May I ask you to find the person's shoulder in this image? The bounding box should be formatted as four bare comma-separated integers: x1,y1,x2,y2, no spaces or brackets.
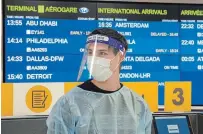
53,94,69,108
63,85,98,105
53,86,81,106
123,86,145,102
49,86,83,117
64,85,86,96
123,86,152,121
123,86,150,111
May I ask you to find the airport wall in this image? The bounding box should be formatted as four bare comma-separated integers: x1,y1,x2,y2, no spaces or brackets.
2,0,203,116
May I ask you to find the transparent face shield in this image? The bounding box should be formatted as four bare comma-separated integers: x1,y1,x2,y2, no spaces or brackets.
77,34,125,81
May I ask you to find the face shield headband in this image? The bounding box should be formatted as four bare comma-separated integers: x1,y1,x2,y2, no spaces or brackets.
86,34,125,55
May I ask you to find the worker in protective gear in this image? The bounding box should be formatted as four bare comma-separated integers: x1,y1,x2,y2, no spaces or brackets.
46,28,152,134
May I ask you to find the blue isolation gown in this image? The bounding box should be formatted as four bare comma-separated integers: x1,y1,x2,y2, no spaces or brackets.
46,86,152,134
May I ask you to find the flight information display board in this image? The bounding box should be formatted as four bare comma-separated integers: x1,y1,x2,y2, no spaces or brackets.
3,0,203,105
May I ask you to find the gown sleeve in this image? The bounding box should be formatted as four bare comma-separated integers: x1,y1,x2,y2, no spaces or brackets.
46,96,76,134
144,107,153,134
